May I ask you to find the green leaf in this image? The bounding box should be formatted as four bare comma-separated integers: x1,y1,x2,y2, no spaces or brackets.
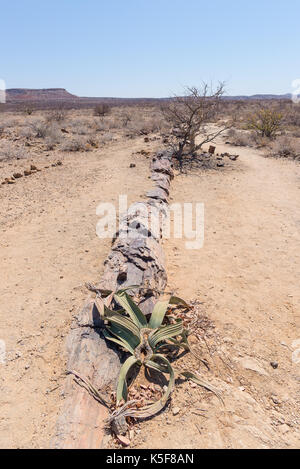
116,355,140,403
102,329,136,355
107,323,140,350
148,320,184,349
169,295,191,309
124,354,174,418
148,300,169,329
114,290,147,329
178,370,223,404
104,309,140,340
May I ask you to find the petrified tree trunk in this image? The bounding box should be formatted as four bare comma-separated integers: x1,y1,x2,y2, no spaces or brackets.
52,150,173,449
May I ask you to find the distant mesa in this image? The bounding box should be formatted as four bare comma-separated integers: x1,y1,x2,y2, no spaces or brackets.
6,88,77,102
2,88,298,111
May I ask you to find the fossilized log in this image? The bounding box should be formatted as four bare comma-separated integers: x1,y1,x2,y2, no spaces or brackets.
52,150,173,449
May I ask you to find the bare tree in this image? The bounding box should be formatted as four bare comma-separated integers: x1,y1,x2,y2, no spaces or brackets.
161,83,232,168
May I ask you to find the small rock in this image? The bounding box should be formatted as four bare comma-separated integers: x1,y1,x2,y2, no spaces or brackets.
30,164,38,171
172,407,180,416
13,173,23,179
129,163,136,168
238,357,269,376
270,361,278,369
116,434,130,446
24,170,32,176
271,395,281,405
279,424,290,434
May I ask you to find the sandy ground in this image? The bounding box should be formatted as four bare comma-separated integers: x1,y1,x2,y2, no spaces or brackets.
0,136,157,448
132,141,300,449
0,134,300,448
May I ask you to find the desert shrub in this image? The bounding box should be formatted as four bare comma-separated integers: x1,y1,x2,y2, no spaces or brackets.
94,103,110,117
86,135,99,147
0,142,28,161
19,126,35,138
161,83,230,168
29,119,49,138
121,112,131,127
268,136,300,159
61,136,90,152
227,128,259,147
247,107,283,138
45,108,67,123
24,107,34,115
93,118,110,132
101,132,114,145
29,118,61,140
69,118,94,135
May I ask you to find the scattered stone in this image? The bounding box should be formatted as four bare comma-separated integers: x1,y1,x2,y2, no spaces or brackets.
129,163,136,168
271,395,281,405
238,357,269,376
279,424,290,434
144,137,149,143
13,173,23,179
30,164,38,171
116,434,130,446
56,160,62,166
172,407,180,416
24,170,32,176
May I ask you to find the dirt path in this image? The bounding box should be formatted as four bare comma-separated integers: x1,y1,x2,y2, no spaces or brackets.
132,142,300,449
0,137,157,448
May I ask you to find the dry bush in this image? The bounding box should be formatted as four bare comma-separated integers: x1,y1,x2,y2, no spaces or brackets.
24,107,34,115
61,136,90,152
29,118,49,138
0,142,28,161
93,118,110,132
28,118,62,141
268,135,300,159
161,83,231,167
45,108,67,123
94,104,111,117
69,117,94,135
247,107,283,138
227,128,260,147
100,133,114,145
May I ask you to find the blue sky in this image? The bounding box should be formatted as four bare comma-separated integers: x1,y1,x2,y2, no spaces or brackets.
1,0,299,97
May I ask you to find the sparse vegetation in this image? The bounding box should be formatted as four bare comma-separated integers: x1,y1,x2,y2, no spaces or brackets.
94,103,111,117
71,288,220,433
61,136,90,152
268,135,300,159
161,83,232,168
246,107,283,138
